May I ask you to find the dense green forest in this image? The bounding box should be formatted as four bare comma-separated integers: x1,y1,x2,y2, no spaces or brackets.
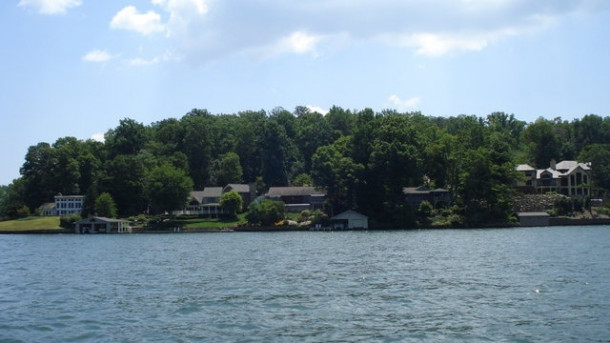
1,107,609,226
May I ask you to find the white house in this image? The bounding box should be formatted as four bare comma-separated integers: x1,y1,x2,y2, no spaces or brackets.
330,210,369,229
54,194,84,215
39,194,84,216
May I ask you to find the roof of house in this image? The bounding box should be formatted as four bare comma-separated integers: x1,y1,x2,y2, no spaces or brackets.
537,168,562,179
266,186,326,197
223,184,251,193
189,191,206,204
202,187,223,198
516,164,536,171
403,186,450,194
54,194,84,199
518,160,591,179
76,216,129,224
39,202,56,210
516,212,550,217
331,210,368,220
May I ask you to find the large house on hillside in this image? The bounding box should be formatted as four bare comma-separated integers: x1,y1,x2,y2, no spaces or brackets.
515,160,591,196
265,186,326,212
39,194,84,216
175,184,256,217
403,186,452,209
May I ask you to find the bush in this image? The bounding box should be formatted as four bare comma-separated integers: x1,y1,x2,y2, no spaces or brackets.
246,199,285,226
16,205,31,219
60,214,81,229
220,190,243,218
416,201,434,226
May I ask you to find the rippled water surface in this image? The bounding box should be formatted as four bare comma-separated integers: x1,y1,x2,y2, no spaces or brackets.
1,226,610,342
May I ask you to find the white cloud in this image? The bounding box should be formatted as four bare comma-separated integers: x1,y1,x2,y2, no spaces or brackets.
306,105,329,115
102,1,608,64
82,50,116,63
241,31,325,61
18,0,81,15
388,95,421,110
153,0,209,16
287,31,320,54
128,57,158,67
386,32,489,57
90,133,105,143
127,51,174,66
269,31,321,56
152,0,209,37
110,6,165,35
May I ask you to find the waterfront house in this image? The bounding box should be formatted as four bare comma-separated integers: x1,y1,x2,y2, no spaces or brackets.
266,186,326,212
330,210,369,229
223,183,256,207
39,193,84,216
38,202,56,216
403,186,451,209
75,216,131,234
515,160,591,196
179,187,225,217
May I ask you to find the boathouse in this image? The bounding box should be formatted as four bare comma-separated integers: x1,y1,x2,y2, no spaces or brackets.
330,210,369,229
75,217,131,234
517,212,550,227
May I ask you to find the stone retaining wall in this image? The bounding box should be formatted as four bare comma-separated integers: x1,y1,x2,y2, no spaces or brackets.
513,194,567,213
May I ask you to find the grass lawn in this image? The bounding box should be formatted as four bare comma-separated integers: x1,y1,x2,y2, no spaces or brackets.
169,213,248,230
0,216,62,231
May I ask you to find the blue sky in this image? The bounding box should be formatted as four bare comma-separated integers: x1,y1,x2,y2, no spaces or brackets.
1,0,609,185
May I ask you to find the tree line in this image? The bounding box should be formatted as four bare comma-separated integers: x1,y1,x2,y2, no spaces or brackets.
1,106,609,226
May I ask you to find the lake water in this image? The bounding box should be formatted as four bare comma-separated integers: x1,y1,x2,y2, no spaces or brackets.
1,226,609,342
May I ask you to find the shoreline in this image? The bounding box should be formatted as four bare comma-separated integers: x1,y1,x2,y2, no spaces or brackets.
2,217,609,234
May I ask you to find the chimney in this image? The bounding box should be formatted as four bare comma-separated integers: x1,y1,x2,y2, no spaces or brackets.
550,159,557,170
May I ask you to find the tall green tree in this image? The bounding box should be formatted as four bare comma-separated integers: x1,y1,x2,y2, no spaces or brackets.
234,110,266,182
325,105,354,138
180,111,214,188
311,140,363,213
146,164,194,215
105,118,149,157
20,142,58,210
579,144,610,196
0,186,7,219
0,178,28,219
102,154,149,216
220,190,243,218
210,152,243,186
295,111,334,173
94,192,118,218
458,134,516,225
261,120,290,186
523,118,560,168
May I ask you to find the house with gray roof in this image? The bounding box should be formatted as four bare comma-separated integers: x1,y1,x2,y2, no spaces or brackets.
403,186,452,209
176,184,256,217
223,183,256,207
515,159,591,196
178,187,225,217
266,186,326,212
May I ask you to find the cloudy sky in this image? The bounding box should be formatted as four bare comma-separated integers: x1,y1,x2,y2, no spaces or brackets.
1,0,609,185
